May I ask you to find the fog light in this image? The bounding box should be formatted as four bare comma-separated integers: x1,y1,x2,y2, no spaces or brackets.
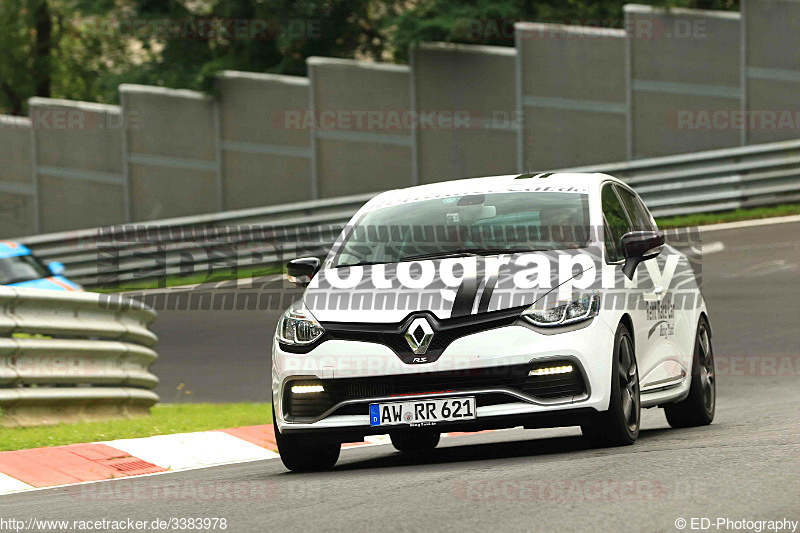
291,384,324,394
529,365,574,376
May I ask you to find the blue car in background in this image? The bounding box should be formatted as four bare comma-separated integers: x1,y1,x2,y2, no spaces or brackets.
0,241,81,291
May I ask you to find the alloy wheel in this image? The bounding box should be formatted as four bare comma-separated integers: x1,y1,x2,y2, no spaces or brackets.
618,334,640,433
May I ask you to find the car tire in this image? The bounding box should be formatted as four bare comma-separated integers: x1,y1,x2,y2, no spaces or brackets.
581,323,640,447
390,431,440,453
272,411,340,472
664,318,715,428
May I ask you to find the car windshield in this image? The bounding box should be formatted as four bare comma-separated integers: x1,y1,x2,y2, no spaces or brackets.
332,191,591,267
0,254,51,285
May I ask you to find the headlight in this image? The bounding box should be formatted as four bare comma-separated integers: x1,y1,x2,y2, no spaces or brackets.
521,291,600,327
277,301,325,346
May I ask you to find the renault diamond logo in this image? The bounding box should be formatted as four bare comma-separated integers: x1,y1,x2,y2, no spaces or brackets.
405,317,434,355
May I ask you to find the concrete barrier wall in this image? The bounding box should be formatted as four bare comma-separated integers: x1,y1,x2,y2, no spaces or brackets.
0,116,36,237
28,98,126,233
743,0,800,145
515,23,628,170
121,84,220,221
217,71,312,209
626,4,742,158
412,43,519,183
3,3,800,239
309,57,413,197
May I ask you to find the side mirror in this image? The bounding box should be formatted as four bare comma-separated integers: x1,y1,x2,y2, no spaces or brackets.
286,257,321,287
48,261,66,276
620,231,665,280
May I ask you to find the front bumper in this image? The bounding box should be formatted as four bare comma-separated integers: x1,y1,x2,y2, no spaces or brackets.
272,317,616,438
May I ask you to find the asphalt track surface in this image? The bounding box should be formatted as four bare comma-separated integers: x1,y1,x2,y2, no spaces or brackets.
3,221,799,531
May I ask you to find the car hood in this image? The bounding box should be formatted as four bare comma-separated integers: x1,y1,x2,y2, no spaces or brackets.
304,250,597,323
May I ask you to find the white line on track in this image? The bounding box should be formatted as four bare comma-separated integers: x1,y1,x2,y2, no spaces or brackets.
0,473,34,494
697,214,800,233
688,241,725,255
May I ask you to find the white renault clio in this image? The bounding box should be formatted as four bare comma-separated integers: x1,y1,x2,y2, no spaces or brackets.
272,173,715,471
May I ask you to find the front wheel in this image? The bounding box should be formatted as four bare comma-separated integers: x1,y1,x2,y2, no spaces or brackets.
273,411,340,472
664,318,715,428
581,323,640,447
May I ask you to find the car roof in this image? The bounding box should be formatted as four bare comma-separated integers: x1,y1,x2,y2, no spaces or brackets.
366,172,620,208
0,240,32,259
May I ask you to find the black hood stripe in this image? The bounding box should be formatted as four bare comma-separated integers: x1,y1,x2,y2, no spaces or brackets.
477,269,499,314
451,270,479,317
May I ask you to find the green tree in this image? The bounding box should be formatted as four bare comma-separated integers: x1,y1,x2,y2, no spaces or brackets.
116,0,397,91
0,0,134,114
387,0,739,62
0,0,40,114
0,0,740,114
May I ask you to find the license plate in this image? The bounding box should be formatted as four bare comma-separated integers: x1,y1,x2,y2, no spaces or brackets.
369,397,476,427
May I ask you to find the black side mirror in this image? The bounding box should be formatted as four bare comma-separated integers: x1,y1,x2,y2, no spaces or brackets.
286,257,321,287
620,231,665,280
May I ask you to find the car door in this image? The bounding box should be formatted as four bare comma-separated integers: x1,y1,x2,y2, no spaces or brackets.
614,184,684,391
600,183,652,367
601,183,665,382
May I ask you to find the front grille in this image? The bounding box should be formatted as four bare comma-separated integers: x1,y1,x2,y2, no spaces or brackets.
321,307,524,364
283,360,586,420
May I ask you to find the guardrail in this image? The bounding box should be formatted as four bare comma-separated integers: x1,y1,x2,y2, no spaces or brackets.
14,138,800,287
0,287,159,426
562,138,800,217
18,193,375,287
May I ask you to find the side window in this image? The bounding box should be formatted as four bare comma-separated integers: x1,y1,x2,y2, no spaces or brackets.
603,218,621,263
616,185,656,231
601,184,631,263
635,195,658,231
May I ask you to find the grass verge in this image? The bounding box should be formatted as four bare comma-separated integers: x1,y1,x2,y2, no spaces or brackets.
0,403,272,452
656,202,800,228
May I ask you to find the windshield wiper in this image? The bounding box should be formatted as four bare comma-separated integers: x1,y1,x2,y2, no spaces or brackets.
334,260,393,268
334,248,546,268
398,248,544,262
